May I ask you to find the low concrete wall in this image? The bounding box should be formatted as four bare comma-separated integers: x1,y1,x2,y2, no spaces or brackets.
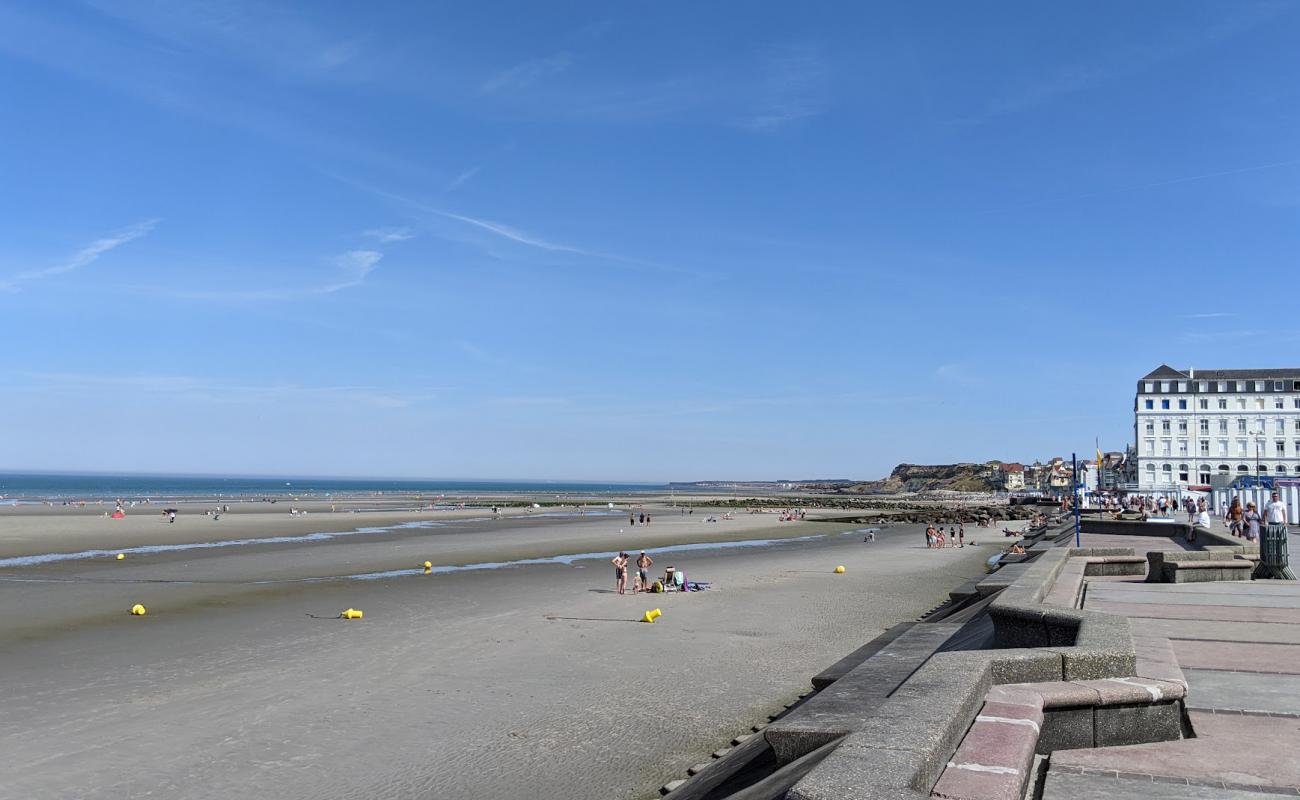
777,529,1140,799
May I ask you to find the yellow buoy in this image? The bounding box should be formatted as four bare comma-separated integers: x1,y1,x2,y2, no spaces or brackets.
423,561,432,569
341,608,364,620
834,565,846,574
650,608,663,620
116,553,125,560
641,610,657,623
130,603,147,616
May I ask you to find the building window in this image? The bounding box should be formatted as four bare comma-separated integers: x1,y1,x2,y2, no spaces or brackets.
1199,419,1209,434
1163,421,1172,434
1295,440,1300,455
1178,465,1189,482
1238,465,1250,473
1178,381,1188,392
1179,399,1188,410
1145,399,1154,410
1219,399,1228,409
1162,399,1171,410
1144,382,1154,393
1238,399,1247,409
1218,440,1228,456
1178,440,1188,456
1162,441,1172,456
1278,441,1287,456
1162,381,1172,392
1237,381,1247,392
1277,398,1285,409
1218,464,1231,474
1219,381,1228,392
1200,440,1209,455
1256,381,1266,391
1199,381,1209,392
1261,465,1270,474
1145,439,1155,456
1278,420,1286,435
1238,439,1248,456
1145,422,1155,435
1275,381,1285,391
1294,398,1300,409
1199,399,1208,410
1219,420,1228,434
1239,419,1248,433
1280,466,1290,475
1257,399,1266,410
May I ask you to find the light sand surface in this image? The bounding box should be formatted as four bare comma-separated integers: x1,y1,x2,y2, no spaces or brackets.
0,508,994,799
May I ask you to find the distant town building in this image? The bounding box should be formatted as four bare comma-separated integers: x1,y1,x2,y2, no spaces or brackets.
1135,364,1300,490
999,462,1026,491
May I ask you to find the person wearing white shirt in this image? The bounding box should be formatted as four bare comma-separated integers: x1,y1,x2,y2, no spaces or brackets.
1265,492,1289,527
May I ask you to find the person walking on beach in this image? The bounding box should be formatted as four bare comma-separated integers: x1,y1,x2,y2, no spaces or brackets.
636,551,653,592
612,552,629,595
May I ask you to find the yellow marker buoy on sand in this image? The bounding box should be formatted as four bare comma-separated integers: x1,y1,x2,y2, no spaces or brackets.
651,608,662,619
130,603,147,616
340,608,364,620
423,561,432,572
834,565,846,574
641,610,657,623
116,553,125,560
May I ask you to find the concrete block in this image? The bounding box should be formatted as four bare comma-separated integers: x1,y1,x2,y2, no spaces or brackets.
1094,700,1183,747
786,737,930,800
1037,706,1094,753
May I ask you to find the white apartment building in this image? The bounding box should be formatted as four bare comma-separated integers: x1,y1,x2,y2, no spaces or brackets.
1135,365,1300,490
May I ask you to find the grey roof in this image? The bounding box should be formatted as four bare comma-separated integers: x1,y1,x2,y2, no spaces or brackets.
1142,365,1300,380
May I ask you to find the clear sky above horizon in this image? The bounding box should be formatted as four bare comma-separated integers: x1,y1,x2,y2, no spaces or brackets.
2,1,1299,482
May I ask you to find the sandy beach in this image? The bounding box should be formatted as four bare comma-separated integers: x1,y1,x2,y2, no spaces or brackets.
0,503,998,799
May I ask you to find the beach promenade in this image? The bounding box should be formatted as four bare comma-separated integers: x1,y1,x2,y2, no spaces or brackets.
656,515,1300,799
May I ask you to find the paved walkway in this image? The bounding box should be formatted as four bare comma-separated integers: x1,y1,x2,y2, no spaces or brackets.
1041,539,1300,797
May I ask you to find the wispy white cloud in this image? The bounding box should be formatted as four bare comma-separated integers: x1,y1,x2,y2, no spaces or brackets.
363,227,415,243
446,165,481,192
1182,311,1237,319
482,52,574,93
0,219,159,292
153,248,383,301
318,250,382,293
431,210,589,255
741,43,829,130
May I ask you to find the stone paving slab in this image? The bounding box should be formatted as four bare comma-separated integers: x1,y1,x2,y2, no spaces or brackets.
1084,588,1300,609
1088,601,1300,625
1172,640,1300,675
1133,617,1300,645
1044,770,1294,799
1098,582,1300,597
1184,669,1300,716
1077,533,1193,553
1048,711,1300,794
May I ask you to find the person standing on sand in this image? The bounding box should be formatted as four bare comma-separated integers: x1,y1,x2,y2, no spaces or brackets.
958,526,965,548
636,551,653,591
612,552,629,595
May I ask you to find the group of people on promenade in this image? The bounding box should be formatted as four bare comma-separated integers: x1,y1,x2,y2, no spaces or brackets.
1223,491,1290,542
925,523,966,549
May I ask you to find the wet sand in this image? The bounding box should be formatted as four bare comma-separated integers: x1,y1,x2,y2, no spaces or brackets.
0,505,996,799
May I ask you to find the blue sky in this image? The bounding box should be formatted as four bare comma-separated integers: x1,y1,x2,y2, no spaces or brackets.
2,1,1298,481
